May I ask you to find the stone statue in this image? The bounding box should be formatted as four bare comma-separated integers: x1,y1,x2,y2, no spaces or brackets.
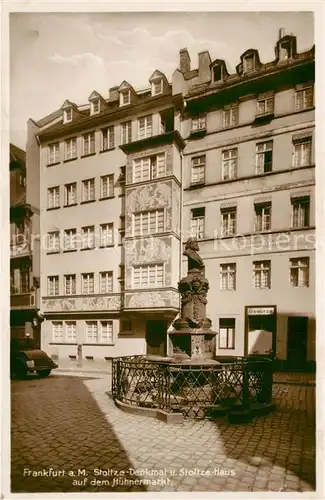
183,238,204,272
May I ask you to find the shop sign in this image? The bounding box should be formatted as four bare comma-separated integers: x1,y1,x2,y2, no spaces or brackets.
247,307,275,316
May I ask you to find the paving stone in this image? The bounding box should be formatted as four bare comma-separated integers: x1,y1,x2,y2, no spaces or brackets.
10,373,316,493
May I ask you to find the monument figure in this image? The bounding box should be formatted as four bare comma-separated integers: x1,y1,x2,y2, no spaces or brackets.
183,238,204,272
169,238,218,363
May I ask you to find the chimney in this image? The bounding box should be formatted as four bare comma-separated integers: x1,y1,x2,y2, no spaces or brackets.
179,48,191,73
108,86,119,101
198,51,212,83
279,28,285,40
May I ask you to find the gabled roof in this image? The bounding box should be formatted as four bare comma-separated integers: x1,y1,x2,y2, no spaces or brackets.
10,144,25,165
149,70,167,82
88,90,105,102
61,99,78,110
118,80,135,93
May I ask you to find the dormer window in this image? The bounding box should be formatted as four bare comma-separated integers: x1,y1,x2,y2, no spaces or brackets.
152,79,163,96
91,99,100,115
279,40,293,61
212,65,222,82
243,54,255,73
63,107,72,124
120,89,131,106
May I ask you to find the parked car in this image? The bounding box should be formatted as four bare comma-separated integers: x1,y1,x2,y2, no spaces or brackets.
10,337,58,378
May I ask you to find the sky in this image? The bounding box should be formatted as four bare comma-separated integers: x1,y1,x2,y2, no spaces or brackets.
10,11,314,150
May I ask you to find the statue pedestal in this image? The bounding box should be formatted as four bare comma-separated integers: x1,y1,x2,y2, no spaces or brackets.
167,239,219,365
169,328,218,365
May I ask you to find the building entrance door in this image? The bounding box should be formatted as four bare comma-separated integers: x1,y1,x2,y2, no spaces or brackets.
287,316,308,368
245,306,276,356
146,320,167,357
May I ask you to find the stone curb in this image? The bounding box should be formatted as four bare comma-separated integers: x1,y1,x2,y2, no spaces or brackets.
54,368,110,374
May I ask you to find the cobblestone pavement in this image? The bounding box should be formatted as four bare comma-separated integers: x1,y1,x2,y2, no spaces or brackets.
11,373,316,493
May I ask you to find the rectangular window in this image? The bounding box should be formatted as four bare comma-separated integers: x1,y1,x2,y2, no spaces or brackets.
256,96,274,116
280,41,293,60
64,137,77,160
48,186,60,209
48,142,60,165
65,321,77,342
133,264,164,288
91,99,100,115
100,175,114,199
220,264,236,291
64,274,76,295
64,108,72,123
48,231,60,253
191,115,206,132
81,273,94,294
293,137,312,167
244,54,255,72
100,223,114,247
99,321,113,343
101,126,115,150
222,149,237,180
253,260,271,289
138,115,153,140
82,132,95,155
64,228,77,251
133,153,165,183
152,79,163,96
120,90,130,106
64,183,77,206
256,141,273,174
20,268,30,293
99,271,113,293
219,318,235,349
221,208,236,237
291,197,310,228
47,275,59,296
133,209,164,236
151,153,166,179
254,203,272,232
191,207,205,240
290,257,309,287
52,321,64,342
295,86,313,111
81,226,95,250
121,121,132,144
19,174,26,187
223,106,238,128
191,155,206,184
86,321,98,342
213,65,222,82
82,178,95,202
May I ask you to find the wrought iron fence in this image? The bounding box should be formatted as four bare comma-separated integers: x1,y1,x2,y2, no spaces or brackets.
112,355,273,419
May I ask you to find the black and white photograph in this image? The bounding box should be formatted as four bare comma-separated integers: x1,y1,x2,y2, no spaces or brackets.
2,4,322,497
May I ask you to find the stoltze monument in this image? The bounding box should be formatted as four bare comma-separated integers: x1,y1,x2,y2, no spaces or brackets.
169,238,218,364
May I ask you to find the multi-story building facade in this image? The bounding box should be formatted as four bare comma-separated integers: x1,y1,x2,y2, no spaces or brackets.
174,31,315,370
28,30,315,369
30,74,184,365
10,144,41,346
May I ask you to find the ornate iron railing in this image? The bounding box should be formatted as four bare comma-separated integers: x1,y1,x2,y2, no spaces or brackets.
112,356,273,419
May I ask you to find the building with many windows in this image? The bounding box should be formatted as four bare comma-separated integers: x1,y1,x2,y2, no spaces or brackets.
175,30,315,369
10,144,41,345
28,30,315,369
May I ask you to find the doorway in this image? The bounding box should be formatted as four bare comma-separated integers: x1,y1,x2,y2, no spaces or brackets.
287,316,308,367
146,320,167,357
